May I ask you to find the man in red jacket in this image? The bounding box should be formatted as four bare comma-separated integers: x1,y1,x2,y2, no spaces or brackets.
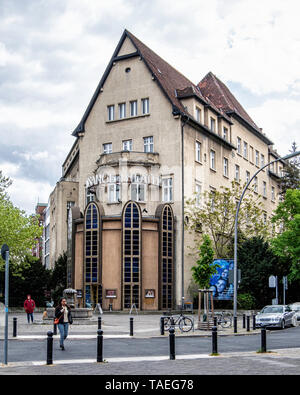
24,295,36,323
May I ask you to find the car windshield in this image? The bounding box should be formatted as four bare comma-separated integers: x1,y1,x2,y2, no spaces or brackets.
289,305,300,311
261,306,283,314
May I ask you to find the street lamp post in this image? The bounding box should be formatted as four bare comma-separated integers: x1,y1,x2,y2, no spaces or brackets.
233,150,300,326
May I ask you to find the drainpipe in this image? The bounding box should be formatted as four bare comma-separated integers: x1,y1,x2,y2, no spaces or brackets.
181,114,189,309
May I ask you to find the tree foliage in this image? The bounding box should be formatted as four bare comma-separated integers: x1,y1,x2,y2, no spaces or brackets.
185,181,270,257
191,235,218,289
271,189,300,280
279,142,300,197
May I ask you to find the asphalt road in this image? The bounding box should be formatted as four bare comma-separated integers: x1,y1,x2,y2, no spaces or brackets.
1,326,300,364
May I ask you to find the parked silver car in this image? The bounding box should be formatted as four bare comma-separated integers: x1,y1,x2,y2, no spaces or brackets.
255,305,295,329
288,302,300,326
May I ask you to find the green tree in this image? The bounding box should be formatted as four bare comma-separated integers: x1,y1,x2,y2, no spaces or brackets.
0,170,42,266
237,236,284,307
279,142,300,197
185,181,270,257
191,235,217,289
271,189,300,280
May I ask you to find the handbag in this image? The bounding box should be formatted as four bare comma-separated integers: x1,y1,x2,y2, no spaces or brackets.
54,311,63,325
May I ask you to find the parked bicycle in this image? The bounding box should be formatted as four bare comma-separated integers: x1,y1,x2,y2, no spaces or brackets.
164,312,194,332
214,311,232,328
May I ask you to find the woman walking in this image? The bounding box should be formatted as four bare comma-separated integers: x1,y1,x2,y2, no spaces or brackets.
54,298,73,350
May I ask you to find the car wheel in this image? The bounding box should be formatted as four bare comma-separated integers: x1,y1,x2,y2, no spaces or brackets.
281,319,285,329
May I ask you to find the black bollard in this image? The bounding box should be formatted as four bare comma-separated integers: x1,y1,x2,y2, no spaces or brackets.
261,327,267,353
53,323,57,335
130,317,134,336
253,314,256,330
246,315,250,332
47,331,53,365
13,317,17,337
212,326,218,354
213,316,217,327
169,327,175,360
242,314,246,329
97,330,103,363
98,316,102,330
234,316,237,333
160,317,165,335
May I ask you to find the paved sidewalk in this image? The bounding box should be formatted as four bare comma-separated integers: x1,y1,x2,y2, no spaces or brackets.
0,311,264,339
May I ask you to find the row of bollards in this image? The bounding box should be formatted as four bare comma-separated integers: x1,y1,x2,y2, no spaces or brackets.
242,314,256,331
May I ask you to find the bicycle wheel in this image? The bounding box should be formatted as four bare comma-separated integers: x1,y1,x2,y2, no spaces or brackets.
179,317,193,332
220,314,232,328
164,317,172,330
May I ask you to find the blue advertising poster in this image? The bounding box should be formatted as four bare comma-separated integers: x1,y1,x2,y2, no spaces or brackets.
209,259,234,300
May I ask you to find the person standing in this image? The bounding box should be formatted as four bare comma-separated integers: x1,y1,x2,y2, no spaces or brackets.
55,298,73,350
24,295,35,323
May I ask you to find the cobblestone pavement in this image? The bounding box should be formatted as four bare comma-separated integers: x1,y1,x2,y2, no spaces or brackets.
1,312,300,375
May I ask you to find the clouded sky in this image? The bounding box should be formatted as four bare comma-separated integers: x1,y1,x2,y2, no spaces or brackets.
1,0,299,214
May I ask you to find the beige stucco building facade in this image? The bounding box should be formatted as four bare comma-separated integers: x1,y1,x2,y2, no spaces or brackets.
46,30,284,310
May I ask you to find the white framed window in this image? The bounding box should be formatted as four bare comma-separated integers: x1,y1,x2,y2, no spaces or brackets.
223,157,229,177
195,107,201,123
130,100,137,117
237,137,241,154
235,164,240,182
108,177,121,203
103,143,112,154
249,146,254,163
162,177,173,202
223,127,228,140
131,175,146,202
195,141,201,162
123,139,132,151
261,154,265,168
254,176,258,193
210,117,216,132
119,102,126,119
142,98,149,114
86,187,95,205
195,183,202,206
210,150,216,170
271,186,275,201
107,105,115,121
255,150,259,166
243,142,248,159
144,136,154,153
263,181,267,197
246,171,250,184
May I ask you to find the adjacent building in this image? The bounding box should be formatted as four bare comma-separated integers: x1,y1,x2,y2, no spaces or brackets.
45,30,284,310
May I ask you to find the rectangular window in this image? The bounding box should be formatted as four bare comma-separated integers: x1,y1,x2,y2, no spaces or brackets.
223,157,229,177
235,165,240,182
263,181,267,197
246,171,250,184
123,139,132,151
144,136,153,153
131,175,145,202
130,100,137,117
107,105,115,121
195,107,201,123
108,177,121,203
254,176,258,193
271,186,275,201
210,117,216,133
142,98,149,114
243,142,248,159
210,150,216,170
195,141,201,162
255,150,259,166
103,143,112,154
237,137,241,154
119,102,126,119
162,177,173,202
223,127,228,140
261,154,265,168
249,146,254,163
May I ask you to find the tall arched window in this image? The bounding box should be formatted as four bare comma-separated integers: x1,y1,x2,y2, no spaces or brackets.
122,201,141,309
160,204,174,310
84,202,102,307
